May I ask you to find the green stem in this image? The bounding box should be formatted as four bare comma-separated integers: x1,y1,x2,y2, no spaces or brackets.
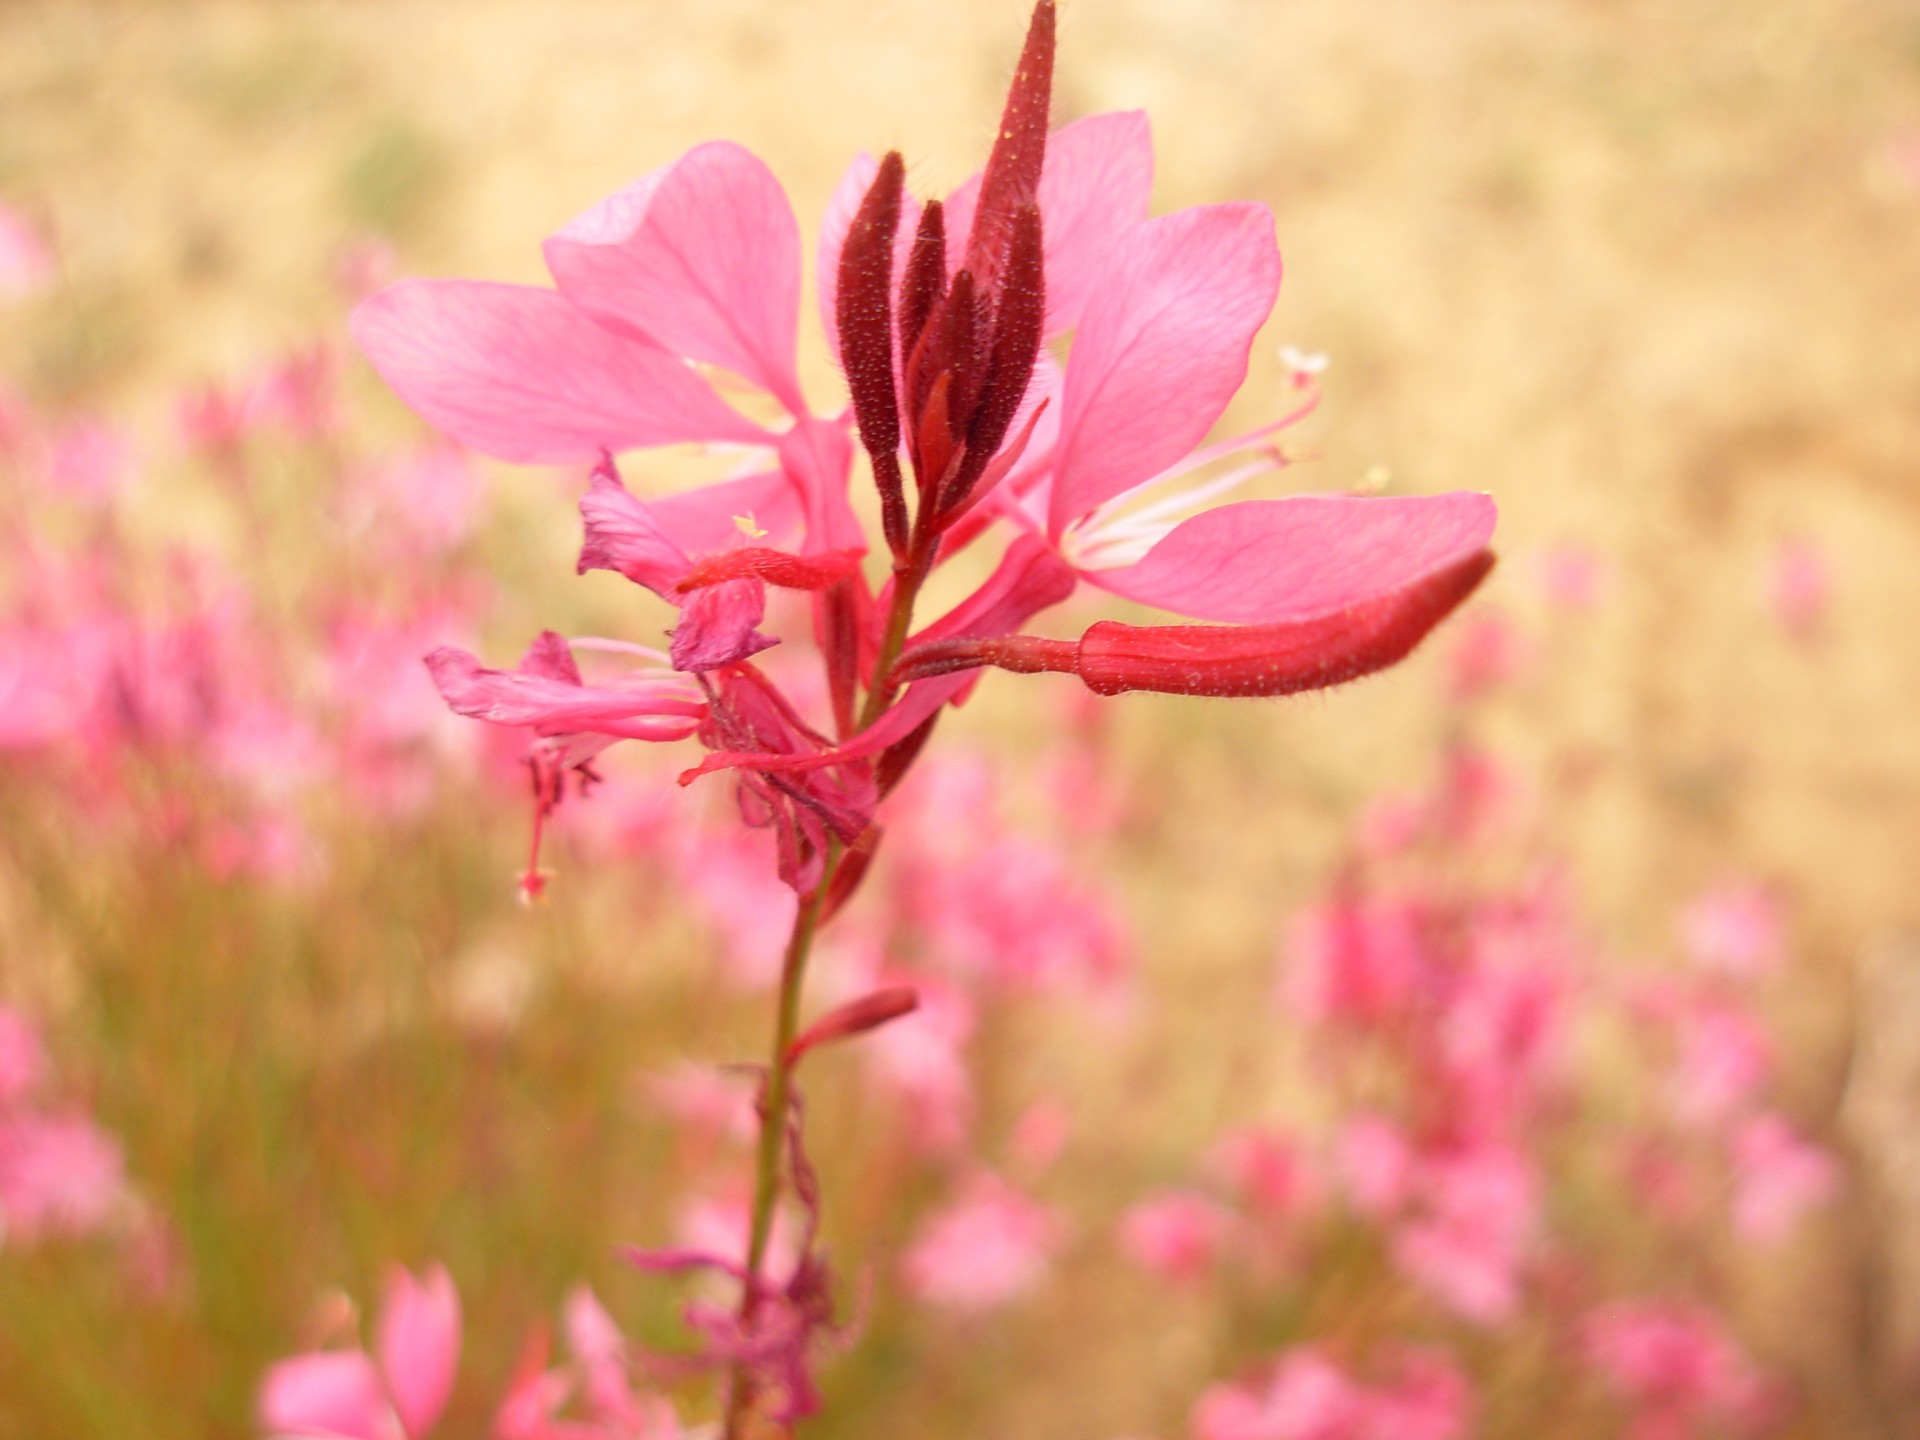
721,844,838,1440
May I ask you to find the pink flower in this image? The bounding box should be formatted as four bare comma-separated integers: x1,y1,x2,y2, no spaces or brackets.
259,1264,461,1440
1534,544,1603,610
1205,1128,1321,1226
494,1287,682,1440
1334,1116,1414,1221
1665,1001,1774,1129
1767,537,1828,641
1729,1114,1839,1244
1388,1143,1538,1326
0,1112,126,1242
1678,882,1784,980
1117,1189,1235,1285
0,202,53,300
900,1173,1060,1314
0,1006,46,1108
1583,1301,1777,1439
1192,1348,1470,1440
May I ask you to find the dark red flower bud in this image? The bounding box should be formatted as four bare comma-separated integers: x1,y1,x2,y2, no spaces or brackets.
836,151,909,556
891,550,1496,698
964,0,1055,301
785,987,920,1065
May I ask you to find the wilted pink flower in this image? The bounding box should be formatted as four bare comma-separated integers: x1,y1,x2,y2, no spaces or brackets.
1118,1189,1235,1285
259,1263,461,1440
1678,882,1784,980
1729,1113,1839,1244
0,202,53,300
901,1173,1060,1314
1583,1301,1777,1439
1767,537,1829,641
0,1111,126,1242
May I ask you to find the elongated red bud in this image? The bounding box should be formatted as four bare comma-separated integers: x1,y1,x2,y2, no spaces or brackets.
943,201,1045,516
891,551,1496,697
966,0,1055,301
907,270,987,461
837,151,909,556
786,986,920,1065
898,200,947,376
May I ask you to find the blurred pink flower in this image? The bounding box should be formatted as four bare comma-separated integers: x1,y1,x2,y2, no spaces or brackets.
1389,1143,1538,1326
495,1287,683,1440
1334,1116,1414,1221
901,1173,1060,1314
1535,544,1603,610
1767,538,1829,641
1445,612,1521,702
1729,1114,1839,1244
46,421,133,503
0,1111,126,1242
1007,1097,1074,1176
1117,1189,1234,1285
1678,882,1784,980
0,1007,46,1108
1583,1301,1777,1440
1666,1001,1774,1129
1192,1347,1470,1440
0,202,53,300
1206,1127,1322,1226
259,1264,461,1440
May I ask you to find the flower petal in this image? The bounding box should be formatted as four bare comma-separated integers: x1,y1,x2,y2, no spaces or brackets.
670,579,779,673
352,281,768,462
1047,204,1280,534
258,1352,393,1440
545,142,808,417
376,1264,460,1439
1088,493,1498,624
425,647,703,741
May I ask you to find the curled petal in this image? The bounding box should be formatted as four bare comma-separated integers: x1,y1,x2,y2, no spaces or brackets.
670,579,779,673
1048,204,1280,534
1088,493,1498,624
787,987,920,1064
676,547,865,595
545,142,808,417
351,281,768,463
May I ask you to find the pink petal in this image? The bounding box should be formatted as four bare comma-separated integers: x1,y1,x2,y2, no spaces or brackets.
351,280,768,463
1047,204,1280,534
259,1352,393,1440
1089,492,1498,623
376,1264,460,1438
580,465,810,597
545,142,807,417
425,647,703,741
946,112,1156,339
777,418,865,556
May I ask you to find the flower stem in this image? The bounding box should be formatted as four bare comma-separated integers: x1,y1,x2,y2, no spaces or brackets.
723,843,839,1440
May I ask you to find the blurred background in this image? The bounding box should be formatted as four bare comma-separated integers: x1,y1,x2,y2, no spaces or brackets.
2,0,1919,1435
